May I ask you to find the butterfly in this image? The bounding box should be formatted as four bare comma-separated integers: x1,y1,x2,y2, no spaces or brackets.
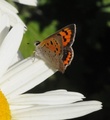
34,24,76,73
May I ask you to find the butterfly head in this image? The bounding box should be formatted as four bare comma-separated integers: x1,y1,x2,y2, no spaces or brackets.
34,41,41,46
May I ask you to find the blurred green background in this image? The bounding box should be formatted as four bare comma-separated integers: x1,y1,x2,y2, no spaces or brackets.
14,0,110,120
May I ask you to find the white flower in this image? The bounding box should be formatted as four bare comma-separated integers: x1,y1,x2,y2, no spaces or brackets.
0,14,102,120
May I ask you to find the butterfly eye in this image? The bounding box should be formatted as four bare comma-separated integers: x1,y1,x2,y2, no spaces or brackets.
34,41,40,46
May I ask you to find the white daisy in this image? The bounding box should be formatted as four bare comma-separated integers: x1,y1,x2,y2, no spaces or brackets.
0,56,102,119
0,14,102,120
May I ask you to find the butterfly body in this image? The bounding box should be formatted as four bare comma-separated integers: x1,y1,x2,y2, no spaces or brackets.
34,24,76,73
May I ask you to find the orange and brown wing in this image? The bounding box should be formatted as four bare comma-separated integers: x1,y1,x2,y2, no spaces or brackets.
58,24,76,47
35,24,76,73
57,24,76,72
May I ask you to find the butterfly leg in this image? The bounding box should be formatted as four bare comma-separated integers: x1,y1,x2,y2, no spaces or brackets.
30,51,36,62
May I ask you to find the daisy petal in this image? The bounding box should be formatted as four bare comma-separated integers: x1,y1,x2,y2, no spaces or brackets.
13,0,37,6
0,14,10,44
0,0,18,13
0,0,26,28
0,24,24,78
11,101,102,120
0,57,56,98
10,51,23,67
8,90,85,105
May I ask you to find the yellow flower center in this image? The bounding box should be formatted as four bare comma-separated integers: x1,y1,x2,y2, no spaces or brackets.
0,91,11,120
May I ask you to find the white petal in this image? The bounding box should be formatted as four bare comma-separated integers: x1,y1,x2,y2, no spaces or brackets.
0,24,24,78
10,51,23,66
13,0,37,6
0,0,18,13
8,90,85,105
0,14,10,44
0,2,26,28
5,10,26,28
11,101,102,120
10,104,32,111
0,57,56,98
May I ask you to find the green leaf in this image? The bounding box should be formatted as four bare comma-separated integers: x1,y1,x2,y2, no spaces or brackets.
102,6,110,13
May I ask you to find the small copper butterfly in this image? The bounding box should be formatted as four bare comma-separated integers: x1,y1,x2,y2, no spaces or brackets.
34,24,76,73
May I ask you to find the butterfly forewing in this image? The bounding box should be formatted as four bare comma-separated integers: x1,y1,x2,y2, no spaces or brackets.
35,35,64,71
